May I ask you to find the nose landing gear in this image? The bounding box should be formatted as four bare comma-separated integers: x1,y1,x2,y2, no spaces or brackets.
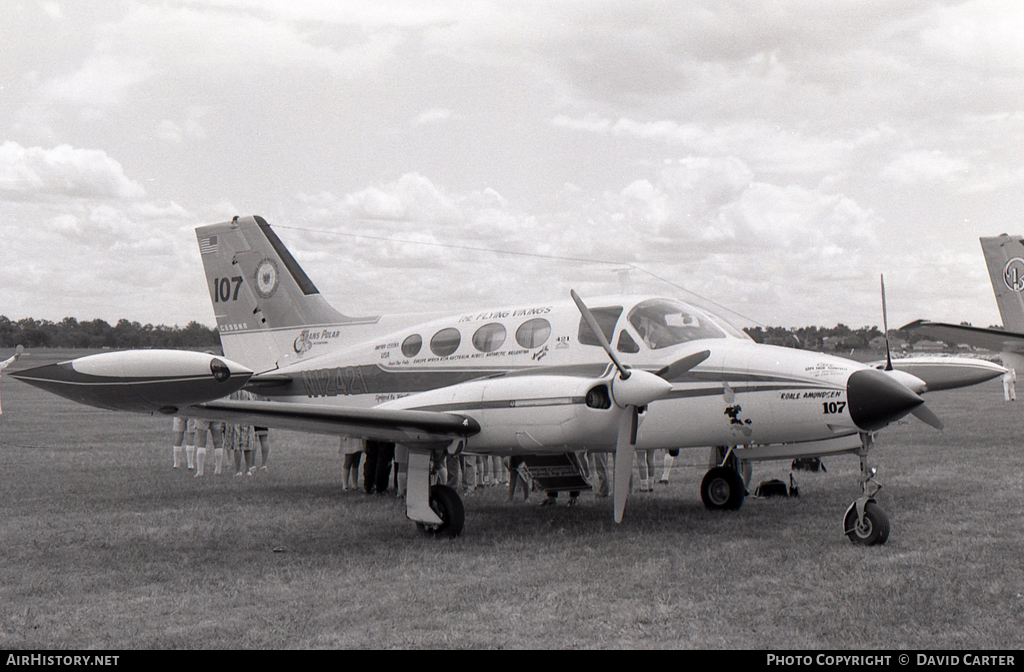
842,433,890,546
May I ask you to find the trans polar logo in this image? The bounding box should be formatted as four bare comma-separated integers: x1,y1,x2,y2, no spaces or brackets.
254,258,280,298
1004,257,1024,293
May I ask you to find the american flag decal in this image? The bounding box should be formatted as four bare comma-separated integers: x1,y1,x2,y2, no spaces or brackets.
199,236,218,255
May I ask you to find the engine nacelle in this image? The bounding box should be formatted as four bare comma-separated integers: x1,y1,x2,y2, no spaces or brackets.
11,350,253,413
379,373,622,452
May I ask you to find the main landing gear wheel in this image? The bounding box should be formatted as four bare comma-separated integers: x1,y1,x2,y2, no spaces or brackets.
844,500,890,546
701,466,746,511
416,484,465,539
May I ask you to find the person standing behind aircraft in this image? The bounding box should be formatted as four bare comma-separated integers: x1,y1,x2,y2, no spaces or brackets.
394,445,408,497
184,418,197,470
0,345,25,416
506,455,529,502
340,437,364,491
171,417,187,468
588,451,609,497
636,448,656,492
658,449,678,484
1003,367,1016,401
191,418,226,477
253,425,270,471
374,442,396,495
224,390,255,476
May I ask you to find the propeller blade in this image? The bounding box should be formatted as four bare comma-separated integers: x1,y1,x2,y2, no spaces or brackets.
571,289,629,379
655,349,711,381
612,407,637,523
881,274,893,371
911,403,944,431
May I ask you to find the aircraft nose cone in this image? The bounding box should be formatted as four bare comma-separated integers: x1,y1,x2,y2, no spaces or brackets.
847,368,924,432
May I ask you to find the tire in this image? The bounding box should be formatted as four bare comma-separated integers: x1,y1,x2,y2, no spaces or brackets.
415,484,465,538
700,466,745,511
844,500,890,546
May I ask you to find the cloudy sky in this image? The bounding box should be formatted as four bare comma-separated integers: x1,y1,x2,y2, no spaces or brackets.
2,0,1023,331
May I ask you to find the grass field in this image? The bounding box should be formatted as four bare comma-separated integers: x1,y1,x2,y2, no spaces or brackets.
1,348,1022,649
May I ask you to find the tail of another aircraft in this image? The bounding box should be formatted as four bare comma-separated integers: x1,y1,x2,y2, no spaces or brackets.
980,234,1024,333
196,215,376,372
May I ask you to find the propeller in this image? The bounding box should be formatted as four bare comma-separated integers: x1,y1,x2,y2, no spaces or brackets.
911,404,944,431
878,274,943,431
570,290,709,522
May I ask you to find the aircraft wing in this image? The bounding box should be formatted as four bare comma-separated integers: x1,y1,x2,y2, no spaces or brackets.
900,319,1024,353
185,398,481,445
866,355,1006,392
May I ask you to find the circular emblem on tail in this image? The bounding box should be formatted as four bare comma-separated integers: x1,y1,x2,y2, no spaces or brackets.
1004,258,1024,292
254,258,280,298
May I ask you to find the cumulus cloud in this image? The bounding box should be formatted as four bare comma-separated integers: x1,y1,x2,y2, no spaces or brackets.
0,195,204,324
155,116,207,145
412,108,454,126
40,2,63,21
280,163,883,325
40,55,156,108
550,114,872,177
341,172,464,225
0,142,145,200
880,150,971,185
99,4,404,81
920,1,1024,69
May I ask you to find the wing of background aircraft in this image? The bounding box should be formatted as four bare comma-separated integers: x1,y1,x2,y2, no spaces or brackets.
900,319,1024,353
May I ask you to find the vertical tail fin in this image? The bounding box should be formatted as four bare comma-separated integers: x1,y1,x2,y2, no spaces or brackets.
196,215,374,372
980,234,1024,332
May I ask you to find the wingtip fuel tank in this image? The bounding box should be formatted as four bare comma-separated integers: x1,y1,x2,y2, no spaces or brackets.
11,350,253,413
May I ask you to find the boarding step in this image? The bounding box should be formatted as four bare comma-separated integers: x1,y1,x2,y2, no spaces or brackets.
520,453,592,492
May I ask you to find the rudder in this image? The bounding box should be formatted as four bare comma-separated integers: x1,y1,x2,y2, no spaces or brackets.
980,234,1024,332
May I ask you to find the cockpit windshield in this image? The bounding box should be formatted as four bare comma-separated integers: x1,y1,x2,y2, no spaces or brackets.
628,299,727,349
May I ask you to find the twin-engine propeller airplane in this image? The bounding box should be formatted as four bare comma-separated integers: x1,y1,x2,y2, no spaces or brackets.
12,216,1005,544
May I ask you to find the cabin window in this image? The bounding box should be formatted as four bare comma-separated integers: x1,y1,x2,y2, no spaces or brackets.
430,328,462,357
627,299,725,349
616,330,639,353
515,318,551,349
401,334,422,357
577,306,623,346
472,323,506,353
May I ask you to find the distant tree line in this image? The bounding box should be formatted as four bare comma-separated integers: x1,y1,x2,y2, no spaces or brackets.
0,316,220,349
743,323,981,351
745,324,884,350
0,315,983,352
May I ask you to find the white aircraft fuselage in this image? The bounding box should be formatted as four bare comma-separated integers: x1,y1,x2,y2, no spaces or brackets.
238,296,868,455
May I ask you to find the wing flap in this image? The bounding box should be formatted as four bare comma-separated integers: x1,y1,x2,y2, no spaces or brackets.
185,399,481,444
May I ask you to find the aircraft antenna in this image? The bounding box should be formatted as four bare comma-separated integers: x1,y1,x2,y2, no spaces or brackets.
881,274,893,371
274,223,767,328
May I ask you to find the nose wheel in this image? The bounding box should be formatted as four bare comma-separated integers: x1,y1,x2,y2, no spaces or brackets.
843,433,890,546
843,500,890,545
